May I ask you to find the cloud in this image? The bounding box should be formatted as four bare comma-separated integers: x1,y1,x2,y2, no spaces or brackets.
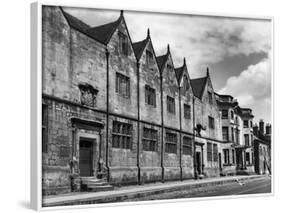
64,7,271,78
219,56,271,123
63,7,272,123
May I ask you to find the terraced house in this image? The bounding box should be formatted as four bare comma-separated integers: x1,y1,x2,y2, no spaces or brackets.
41,5,270,196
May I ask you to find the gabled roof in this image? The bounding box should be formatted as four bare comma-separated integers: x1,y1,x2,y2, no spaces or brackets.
132,39,147,60
60,8,91,34
61,7,122,45
156,54,168,71
85,19,121,44
175,66,184,84
190,77,208,99
174,58,187,85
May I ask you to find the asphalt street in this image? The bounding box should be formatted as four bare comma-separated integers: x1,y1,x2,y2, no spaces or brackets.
126,176,271,201
189,175,271,198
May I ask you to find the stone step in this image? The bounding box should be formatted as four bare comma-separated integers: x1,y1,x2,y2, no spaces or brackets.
87,185,114,192
80,177,106,184
80,177,114,192
86,181,110,187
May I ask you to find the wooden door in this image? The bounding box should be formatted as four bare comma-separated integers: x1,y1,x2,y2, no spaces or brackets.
79,140,93,176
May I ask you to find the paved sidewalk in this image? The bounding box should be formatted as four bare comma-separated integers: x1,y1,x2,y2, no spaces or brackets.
43,175,265,207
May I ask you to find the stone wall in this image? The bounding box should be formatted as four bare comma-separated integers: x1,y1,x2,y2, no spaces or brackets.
139,123,162,183
139,40,162,125
108,116,138,185
42,98,107,195
107,19,138,118
42,6,71,99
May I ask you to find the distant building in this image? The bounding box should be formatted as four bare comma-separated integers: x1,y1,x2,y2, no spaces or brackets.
253,120,271,174
215,94,256,175
41,6,271,196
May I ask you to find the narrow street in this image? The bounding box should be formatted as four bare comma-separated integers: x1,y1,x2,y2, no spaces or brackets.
125,176,271,202
43,175,271,206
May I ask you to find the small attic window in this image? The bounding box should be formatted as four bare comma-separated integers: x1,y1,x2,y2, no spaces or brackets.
118,31,128,56
146,50,153,63
184,76,189,91
78,83,98,107
208,91,213,104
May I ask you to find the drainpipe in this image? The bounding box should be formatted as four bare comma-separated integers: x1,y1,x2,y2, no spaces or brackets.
136,60,141,185
178,86,183,181
192,96,197,179
105,48,110,182
160,72,165,183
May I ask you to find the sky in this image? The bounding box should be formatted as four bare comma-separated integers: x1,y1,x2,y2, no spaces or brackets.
64,7,272,124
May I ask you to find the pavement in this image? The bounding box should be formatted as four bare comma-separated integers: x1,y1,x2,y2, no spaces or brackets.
43,174,271,207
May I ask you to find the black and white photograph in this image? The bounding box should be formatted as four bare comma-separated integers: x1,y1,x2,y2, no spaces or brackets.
38,3,272,209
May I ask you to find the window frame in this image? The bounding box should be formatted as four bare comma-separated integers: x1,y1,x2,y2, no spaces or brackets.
222,109,228,119
244,134,250,146
207,142,213,162
232,149,235,164
223,149,230,164
183,104,191,119
142,127,158,152
213,144,218,162
167,96,175,114
208,116,215,129
42,104,48,153
118,31,129,56
112,121,133,149
182,136,192,155
243,120,249,128
165,132,177,154
222,126,229,141
145,85,156,107
116,72,130,98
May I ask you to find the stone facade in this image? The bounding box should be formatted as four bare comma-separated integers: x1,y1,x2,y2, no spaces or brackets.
41,6,270,196
215,94,256,175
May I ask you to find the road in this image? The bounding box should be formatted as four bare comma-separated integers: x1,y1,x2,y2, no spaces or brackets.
126,176,271,201
189,175,271,198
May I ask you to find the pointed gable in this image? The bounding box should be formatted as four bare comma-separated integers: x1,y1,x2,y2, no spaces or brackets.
156,44,175,74
191,67,216,100
60,7,91,34
132,29,159,65
175,66,184,84
156,54,168,71
85,19,121,44
175,58,189,85
132,39,147,60
61,8,131,46
190,77,208,99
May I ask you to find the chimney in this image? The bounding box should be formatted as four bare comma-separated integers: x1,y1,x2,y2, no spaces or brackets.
253,124,259,136
266,124,271,135
259,119,264,135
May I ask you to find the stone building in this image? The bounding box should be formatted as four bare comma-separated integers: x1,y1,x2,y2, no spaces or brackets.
253,120,271,174
215,94,255,175
215,93,239,175
41,5,269,196
190,70,222,178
